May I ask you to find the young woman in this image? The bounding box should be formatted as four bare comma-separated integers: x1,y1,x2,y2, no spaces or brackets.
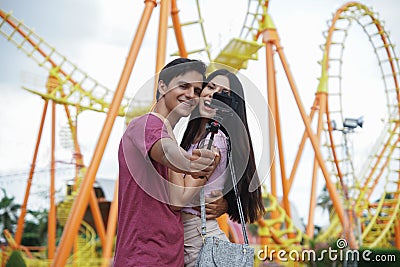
169,69,265,267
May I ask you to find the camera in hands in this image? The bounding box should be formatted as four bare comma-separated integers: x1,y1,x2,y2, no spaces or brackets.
208,91,236,114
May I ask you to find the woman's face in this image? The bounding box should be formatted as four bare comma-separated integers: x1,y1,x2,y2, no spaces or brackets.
199,75,231,118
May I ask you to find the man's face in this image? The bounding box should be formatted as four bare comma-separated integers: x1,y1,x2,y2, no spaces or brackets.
161,70,203,118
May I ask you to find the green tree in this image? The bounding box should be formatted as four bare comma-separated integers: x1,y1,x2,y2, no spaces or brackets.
0,188,21,234
316,186,333,217
21,209,48,246
5,250,27,267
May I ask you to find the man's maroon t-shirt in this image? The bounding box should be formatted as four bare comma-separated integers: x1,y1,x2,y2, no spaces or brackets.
113,113,184,267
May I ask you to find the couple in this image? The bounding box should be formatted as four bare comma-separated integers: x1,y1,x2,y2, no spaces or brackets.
114,58,264,266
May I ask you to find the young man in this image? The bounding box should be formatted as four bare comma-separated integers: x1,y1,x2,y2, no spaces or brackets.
113,58,226,266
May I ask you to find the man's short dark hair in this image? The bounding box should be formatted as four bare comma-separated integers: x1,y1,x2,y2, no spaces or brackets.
156,58,206,100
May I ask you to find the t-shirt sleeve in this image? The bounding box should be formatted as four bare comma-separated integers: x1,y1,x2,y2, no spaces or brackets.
144,115,171,154
124,114,171,159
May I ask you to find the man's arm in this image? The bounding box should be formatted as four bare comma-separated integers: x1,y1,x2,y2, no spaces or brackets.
168,170,203,211
149,137,217,178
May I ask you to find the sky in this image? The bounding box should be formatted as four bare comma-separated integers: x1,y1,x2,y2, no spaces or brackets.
0,0,399,227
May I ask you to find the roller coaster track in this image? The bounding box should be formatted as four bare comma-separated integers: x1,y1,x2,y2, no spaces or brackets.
258,192,309,249
2,2,400,265
0,9,149,116
23,220,99,267
0,8,117,264
316,2,400,247
20,189,100,266
0,0,307,257
173,0,264,71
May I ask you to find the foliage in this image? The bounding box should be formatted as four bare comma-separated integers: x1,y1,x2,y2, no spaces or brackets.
316,186,332,216
22,209,49,246
0,188,50,247
0,188,21,234
247,223,258,236
21,232,41,247
5,250,27,267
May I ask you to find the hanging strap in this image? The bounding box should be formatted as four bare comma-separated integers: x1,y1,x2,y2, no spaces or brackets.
200,136,250,245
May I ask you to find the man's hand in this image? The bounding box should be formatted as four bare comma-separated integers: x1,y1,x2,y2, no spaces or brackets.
195,190,228,219
189,148,219,179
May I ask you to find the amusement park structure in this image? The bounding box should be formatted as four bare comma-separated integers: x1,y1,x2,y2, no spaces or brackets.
0,0,399,266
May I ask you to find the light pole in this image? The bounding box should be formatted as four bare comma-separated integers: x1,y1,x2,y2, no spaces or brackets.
331,116,364,267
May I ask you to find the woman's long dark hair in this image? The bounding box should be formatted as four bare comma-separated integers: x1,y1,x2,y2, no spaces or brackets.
180,69,264,223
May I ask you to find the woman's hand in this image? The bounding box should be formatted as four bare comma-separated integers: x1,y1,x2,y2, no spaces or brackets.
195,190,228,219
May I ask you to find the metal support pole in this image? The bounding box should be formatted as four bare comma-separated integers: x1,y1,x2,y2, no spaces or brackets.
51,1,157,265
